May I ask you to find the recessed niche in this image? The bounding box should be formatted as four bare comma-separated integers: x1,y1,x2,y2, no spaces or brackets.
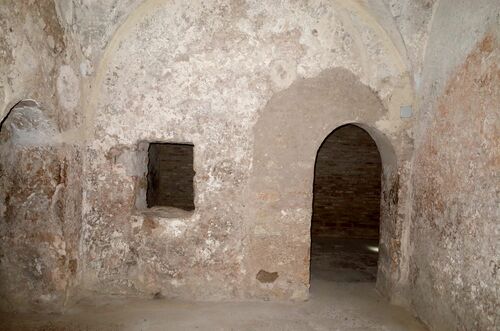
146,142,195,211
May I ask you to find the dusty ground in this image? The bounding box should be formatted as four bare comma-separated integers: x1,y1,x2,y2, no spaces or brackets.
0,239,426,330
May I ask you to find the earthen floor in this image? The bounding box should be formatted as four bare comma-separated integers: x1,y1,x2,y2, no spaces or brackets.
0,238,426,330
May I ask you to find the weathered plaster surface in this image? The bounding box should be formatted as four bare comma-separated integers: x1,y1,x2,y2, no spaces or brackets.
416,0,499,131
54,0,144,68
407,0,500,329
411,34,499,330
1,1,67,123
0,101,82,312
382,0,436,82
77,0,414,302
1,2,498,330
247,68,408,300
0,1,83,312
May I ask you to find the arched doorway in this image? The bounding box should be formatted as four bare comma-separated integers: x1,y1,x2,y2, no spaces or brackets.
310,124,382,284
245,68,406,300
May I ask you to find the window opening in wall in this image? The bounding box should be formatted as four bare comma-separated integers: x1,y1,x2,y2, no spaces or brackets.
310,124,382,284
147,142,195,211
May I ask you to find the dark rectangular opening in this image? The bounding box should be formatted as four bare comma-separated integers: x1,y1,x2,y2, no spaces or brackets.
147,142,195,210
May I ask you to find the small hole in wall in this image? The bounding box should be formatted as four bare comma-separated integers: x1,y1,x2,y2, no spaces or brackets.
147,142,195,211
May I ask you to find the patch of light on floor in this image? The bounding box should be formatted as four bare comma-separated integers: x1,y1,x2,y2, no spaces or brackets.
366,245,379,253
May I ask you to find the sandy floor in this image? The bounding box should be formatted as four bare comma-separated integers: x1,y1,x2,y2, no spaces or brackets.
0,238,427,330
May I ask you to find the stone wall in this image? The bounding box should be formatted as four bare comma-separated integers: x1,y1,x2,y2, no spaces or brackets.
2,2,498,329
0,0,83,313
408,1,500,329
311,125,381,239
0,102,82,312
0,0,414,308
80,0,413,302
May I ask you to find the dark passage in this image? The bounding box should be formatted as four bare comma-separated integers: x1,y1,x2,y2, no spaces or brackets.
147,143,195,210
311,124,382,282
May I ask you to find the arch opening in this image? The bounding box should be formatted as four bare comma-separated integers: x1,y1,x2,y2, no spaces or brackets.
247,68,403,300
310,124,383,284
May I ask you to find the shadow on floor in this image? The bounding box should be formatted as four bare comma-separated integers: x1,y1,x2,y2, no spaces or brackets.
310,237,379,283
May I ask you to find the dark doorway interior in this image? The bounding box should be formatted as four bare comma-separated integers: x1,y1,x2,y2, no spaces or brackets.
311,124,382,283
147,142,195,211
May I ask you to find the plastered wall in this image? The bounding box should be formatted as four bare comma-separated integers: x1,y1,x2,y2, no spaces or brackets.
408,1,500,329
77,0,413,303
0,2,498,330
0,1,82,312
